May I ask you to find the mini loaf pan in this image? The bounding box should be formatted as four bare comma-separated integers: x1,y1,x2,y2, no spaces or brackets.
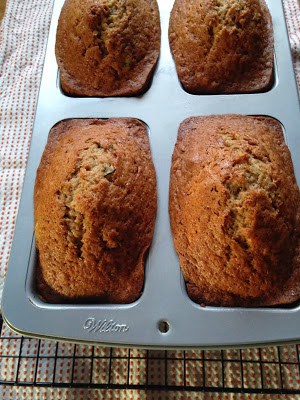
2,0,300,348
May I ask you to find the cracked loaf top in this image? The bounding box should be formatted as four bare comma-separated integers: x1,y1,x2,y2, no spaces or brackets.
34,119,157,303
169,115,300,307
169,0,274,94
55,0,161,96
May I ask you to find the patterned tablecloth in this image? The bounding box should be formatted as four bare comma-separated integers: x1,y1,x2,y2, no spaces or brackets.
0,0,300,398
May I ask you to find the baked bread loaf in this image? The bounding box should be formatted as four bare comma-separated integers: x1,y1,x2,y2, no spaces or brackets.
56,0,161,96
169,0,274,94
169,115,300,307
34,118,157,303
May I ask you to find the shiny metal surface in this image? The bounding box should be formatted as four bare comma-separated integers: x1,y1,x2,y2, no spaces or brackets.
2,0,300,348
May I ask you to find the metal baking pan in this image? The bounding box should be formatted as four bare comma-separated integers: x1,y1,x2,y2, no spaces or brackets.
2,0,300,348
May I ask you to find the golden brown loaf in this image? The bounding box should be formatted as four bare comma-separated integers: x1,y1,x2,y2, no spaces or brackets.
56,0,161,96
169,0,274,94
34,118,157,303
169,115,300,307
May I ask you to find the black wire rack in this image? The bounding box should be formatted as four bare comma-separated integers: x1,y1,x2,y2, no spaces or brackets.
1,315,300,394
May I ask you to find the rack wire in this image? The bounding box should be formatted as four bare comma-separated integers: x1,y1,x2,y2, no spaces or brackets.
1,316,300,394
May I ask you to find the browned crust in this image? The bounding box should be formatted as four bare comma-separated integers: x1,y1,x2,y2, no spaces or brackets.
169,115,300,307
55,0,161,97
34,118,157,303
169,0,274,94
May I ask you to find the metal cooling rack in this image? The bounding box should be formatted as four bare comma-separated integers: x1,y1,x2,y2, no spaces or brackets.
1,316,300,394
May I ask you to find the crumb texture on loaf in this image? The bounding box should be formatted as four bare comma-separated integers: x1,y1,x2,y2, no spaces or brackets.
34,118,157,303
169,115,300,307
169,0,274,94
56,0,161,96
